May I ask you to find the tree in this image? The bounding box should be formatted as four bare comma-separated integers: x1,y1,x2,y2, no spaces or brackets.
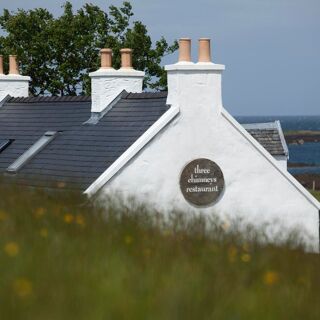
0,2,178,96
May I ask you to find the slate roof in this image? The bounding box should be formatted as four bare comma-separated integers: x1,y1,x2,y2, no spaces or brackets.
0,92,169,190
242,122,288,157
0,92,287,191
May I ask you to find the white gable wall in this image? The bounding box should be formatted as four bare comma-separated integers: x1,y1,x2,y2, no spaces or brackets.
95,61,319,250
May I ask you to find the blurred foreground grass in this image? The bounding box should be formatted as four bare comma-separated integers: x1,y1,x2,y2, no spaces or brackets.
0,183,319,320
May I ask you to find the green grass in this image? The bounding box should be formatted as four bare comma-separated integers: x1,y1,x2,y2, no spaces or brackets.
284,130,320,136
310,190,320,201
0,183,319,320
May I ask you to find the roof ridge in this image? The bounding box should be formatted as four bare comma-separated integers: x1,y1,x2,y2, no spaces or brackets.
242,121,278,130
8,96,91,103
125,92,168,99
6,92,168,104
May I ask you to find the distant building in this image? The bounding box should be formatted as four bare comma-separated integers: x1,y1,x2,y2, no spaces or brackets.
0,39,318,249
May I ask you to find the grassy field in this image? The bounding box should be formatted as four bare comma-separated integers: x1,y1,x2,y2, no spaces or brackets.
0,183,319,320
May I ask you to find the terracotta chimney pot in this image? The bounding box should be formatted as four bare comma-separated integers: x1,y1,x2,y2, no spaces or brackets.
100,48,113,69
198,38,211,63
120,48,133,69
0,55,3,74
178,38,192,62
9,55,19,75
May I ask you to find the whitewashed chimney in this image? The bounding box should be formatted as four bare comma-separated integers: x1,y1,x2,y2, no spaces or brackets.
165,38,225,119
0,55,30,101
89,48,145,113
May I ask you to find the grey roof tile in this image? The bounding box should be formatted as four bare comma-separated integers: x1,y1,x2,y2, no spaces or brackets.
0,92,287,191
242,122,288,157
8,95,91,104
0,92,169,190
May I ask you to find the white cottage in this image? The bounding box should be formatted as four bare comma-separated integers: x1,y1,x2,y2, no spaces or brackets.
89,38,320,248
0,39,319,249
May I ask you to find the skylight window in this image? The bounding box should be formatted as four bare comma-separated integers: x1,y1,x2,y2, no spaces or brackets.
7,131,58,174
0,139,14,153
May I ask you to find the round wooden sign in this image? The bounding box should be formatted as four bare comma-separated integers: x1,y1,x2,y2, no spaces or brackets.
180,158,225,207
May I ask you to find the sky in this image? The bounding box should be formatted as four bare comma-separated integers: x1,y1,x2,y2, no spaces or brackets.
0,0,319,116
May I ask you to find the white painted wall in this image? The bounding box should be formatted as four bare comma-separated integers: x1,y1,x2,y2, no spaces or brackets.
274,155,288,171
0,74,30,101
96,61,319,250
89,69,145,113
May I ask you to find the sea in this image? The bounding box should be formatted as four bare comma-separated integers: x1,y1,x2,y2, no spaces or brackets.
236,116,320,175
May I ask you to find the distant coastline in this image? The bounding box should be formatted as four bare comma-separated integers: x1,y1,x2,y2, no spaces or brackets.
284,131,320,190
237,117,320,190
284,130,320,145
288,162,317,168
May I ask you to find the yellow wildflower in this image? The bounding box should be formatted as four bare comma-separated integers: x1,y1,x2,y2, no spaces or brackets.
241,253,251,263
0,210,7,221
124,235,133,245
34,207,45,219
75,214,85,227
39,228,48,238
228,245,237,263
63,213,74,224
13,278,32,298
4,242,19,257
57,181,66,188
263,271,279,286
